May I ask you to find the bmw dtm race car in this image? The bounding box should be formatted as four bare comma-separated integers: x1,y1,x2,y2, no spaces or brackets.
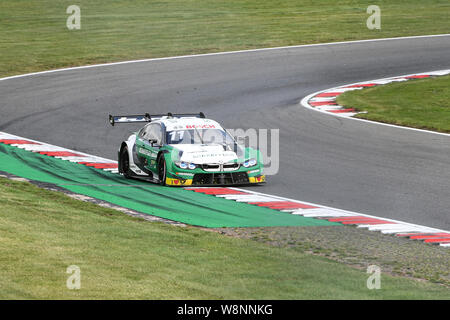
109,112,265,186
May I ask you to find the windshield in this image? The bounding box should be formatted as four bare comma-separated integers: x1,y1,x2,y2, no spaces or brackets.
166,128,235,145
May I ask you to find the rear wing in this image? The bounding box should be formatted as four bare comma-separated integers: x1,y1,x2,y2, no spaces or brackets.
108,112,205,126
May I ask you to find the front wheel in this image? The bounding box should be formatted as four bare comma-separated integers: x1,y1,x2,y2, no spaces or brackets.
158,156,167,186
119,146,132,179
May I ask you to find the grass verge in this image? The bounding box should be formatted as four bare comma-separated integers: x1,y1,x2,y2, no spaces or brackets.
337,75,450,133
220,226,450,287
1,177,449,299
1,0,450,77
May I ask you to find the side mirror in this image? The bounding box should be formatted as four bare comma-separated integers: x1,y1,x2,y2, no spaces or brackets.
149,139,160,147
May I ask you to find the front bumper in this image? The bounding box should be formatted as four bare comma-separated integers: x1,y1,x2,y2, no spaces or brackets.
165,172,266,186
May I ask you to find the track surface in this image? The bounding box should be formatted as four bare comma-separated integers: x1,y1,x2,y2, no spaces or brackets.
1,36,449,229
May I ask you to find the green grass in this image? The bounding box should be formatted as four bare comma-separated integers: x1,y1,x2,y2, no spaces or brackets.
337,75,450,133
1,0,449,77
0,177,449,299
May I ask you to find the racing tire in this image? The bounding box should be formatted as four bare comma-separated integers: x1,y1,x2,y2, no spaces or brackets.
158,155,167,186
120,146,133,179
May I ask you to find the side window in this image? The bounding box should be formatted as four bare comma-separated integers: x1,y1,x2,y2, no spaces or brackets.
139,125,152,140
152,124,163,144
138,126,147,138
142,123,163,144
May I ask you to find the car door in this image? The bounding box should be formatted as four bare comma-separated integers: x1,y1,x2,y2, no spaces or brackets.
135,123,163,173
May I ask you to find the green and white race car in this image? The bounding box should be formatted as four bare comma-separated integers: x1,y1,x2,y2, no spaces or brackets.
109,112,265,186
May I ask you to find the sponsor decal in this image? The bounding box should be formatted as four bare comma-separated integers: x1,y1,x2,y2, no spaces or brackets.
249,175,265,183
138,148,158,158
186,124,216,129
176,172,195,177
166,178,193,186
190,151,235,159
138,147,154,157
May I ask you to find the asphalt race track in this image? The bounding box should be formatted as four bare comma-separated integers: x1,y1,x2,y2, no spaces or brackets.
1,36,449,229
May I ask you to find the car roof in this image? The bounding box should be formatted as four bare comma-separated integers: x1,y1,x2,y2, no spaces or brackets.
152,117,223,131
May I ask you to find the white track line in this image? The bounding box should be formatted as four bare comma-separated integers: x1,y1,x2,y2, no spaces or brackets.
301,69,450,137
1,34,449,83
219,186,450,247
230,187,448,233
0,132,117,164
0,132,118,171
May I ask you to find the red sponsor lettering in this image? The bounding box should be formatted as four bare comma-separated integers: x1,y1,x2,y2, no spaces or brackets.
186,124,216,129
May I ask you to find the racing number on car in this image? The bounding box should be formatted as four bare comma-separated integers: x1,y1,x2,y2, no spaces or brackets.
169,130,184,142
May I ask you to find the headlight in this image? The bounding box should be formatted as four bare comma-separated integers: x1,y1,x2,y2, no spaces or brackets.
179,162,188,169
243,158,257,168
188,163,196,170
175,161,196,170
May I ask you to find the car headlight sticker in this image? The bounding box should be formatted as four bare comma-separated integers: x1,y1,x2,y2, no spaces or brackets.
243,158,257,168
175,161,197,170
179,161,188,169
188,163,196,170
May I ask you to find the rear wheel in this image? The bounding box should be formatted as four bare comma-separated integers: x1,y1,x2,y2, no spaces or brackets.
120,146,132,179
158,156,167,186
